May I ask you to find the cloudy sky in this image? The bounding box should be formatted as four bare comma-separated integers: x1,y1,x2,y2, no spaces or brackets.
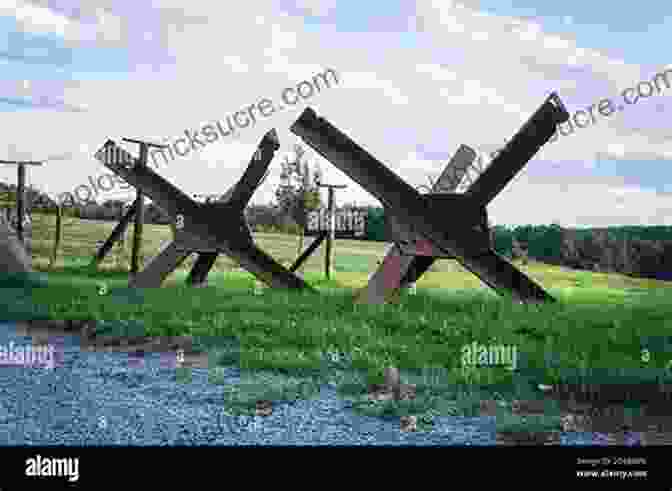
1,0,671,228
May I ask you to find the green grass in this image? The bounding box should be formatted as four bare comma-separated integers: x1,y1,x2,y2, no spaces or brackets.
6,213,672,428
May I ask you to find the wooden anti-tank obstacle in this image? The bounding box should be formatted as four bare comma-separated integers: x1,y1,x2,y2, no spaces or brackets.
358,144,479,303
90,138,168,274
290,93,570,304
94,129,315,291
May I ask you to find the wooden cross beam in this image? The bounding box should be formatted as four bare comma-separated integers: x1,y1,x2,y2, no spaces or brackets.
95,129,315,291
290,93,569,304
0,161,44,165
90,138,168,273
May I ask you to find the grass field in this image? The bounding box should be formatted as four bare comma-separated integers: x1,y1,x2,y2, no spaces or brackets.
5,212,672,433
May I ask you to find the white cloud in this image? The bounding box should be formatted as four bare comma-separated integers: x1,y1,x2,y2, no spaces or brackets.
344,71,410,106
90,7,124,44
490,176,672,227
6,0,70,37
292,0,339,17
0,0,668,227
604,142,626,158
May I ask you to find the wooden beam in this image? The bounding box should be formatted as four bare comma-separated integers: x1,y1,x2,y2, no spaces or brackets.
318,183,347,280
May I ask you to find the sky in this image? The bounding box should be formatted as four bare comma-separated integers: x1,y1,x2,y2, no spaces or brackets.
0,0,671,228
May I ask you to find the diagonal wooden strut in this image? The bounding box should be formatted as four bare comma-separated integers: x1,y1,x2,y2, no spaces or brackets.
290,93,569,304
95,129,314,292
289,231,327,273
90,200,138,268
357,144,478,303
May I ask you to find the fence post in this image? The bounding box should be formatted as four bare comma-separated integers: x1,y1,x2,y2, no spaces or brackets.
49,205,62,269
0,160,43,244
318,183,347,280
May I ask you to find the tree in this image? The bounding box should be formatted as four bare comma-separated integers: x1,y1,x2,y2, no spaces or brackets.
274,144,323,261
593,230,615,272
364,206,387,242
560,228,581,269
578,231,609,271
532,223,564,265
491,224,513,257
629,238,665,280
511,236,529,265
660,240,672,281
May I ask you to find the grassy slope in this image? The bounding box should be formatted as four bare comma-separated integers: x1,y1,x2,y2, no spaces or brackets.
4,212,671,433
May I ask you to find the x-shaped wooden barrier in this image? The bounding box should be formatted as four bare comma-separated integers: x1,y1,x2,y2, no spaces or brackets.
357,144,478,303
291,93,569,304
95,129,315,291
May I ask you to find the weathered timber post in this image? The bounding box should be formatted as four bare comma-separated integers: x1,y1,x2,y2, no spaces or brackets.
49,204,62,269
0,160,43,245
318,183,346,280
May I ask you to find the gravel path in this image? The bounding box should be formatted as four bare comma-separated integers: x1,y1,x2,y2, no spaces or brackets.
0,321,624,445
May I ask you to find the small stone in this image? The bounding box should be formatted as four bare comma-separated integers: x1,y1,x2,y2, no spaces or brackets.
368,385,394,402
256,400,273,417
511,399,548,414
42,320,69,330
400,415,418,432
398,384,416,400
561,413,590,432
480,399,499,416
79,320,98,339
